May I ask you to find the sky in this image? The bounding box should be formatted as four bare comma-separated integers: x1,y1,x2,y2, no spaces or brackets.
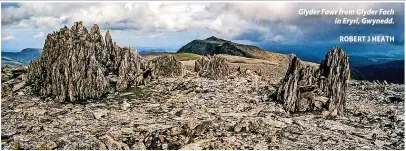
1,2,404,58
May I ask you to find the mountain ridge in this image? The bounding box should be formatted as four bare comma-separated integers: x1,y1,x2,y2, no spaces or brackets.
177,36,270,59
353,60,404,84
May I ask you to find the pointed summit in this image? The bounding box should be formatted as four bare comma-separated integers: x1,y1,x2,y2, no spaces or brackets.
205,36,219,40
90,24,100,34
205,36,228,42
105,30,113,50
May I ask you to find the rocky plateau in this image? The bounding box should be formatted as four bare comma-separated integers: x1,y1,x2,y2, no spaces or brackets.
1,22,405,150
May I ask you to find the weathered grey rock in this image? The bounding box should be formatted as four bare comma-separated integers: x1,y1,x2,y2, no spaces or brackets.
276,55,301,112
1,67,27,82
276,47,350,115
1,72,404,150
318,47,350,115
99,135,129,150
131,141,146,150
35,141,57,150
1,67,28,96
12,82,26,92
276,55,319,112
93,109,109,120
195,55,230,79
146,54,183,77
2,84,11,97
121,100,130,110
27,22,143,102
116,47,143,91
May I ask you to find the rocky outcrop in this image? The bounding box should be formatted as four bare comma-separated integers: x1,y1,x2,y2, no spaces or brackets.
276,55,302,112
1,66,28,97
318,48,350,115
276,55,320,112
27,22,143,102
276,47,350,115
195,55,230,79
145,55,183,78
177,36,270,60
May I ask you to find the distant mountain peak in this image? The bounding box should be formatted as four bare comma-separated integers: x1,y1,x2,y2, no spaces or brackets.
177,37,269,59
205,36,220,40
205,36,228,42
2,48,42,66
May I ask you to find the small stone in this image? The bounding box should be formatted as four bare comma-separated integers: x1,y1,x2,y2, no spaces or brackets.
99,135,129,150
12,82,26,92
35,140,57,150
132,141,146,150
170,127,182,136
180,139,212,150
234,123,243,133
374,140,386,149
266,119,286,128
267,135,277,144
321,111,330,117
17,91,25,96
361,146,371,150
187,119,197,130
121,100,131,110
93,109,108,119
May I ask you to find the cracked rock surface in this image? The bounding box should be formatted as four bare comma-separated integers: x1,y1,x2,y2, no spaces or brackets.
1,22,404,150
2,65,404,150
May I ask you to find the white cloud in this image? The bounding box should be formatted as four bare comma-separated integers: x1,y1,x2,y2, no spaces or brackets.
149,33,164,38
33,32,44,38
2,34,16,41
1,2,402,44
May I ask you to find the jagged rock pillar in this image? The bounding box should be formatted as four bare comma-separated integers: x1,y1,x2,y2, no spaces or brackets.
318,47,350,116
276,47,350,116
276,55,301,112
